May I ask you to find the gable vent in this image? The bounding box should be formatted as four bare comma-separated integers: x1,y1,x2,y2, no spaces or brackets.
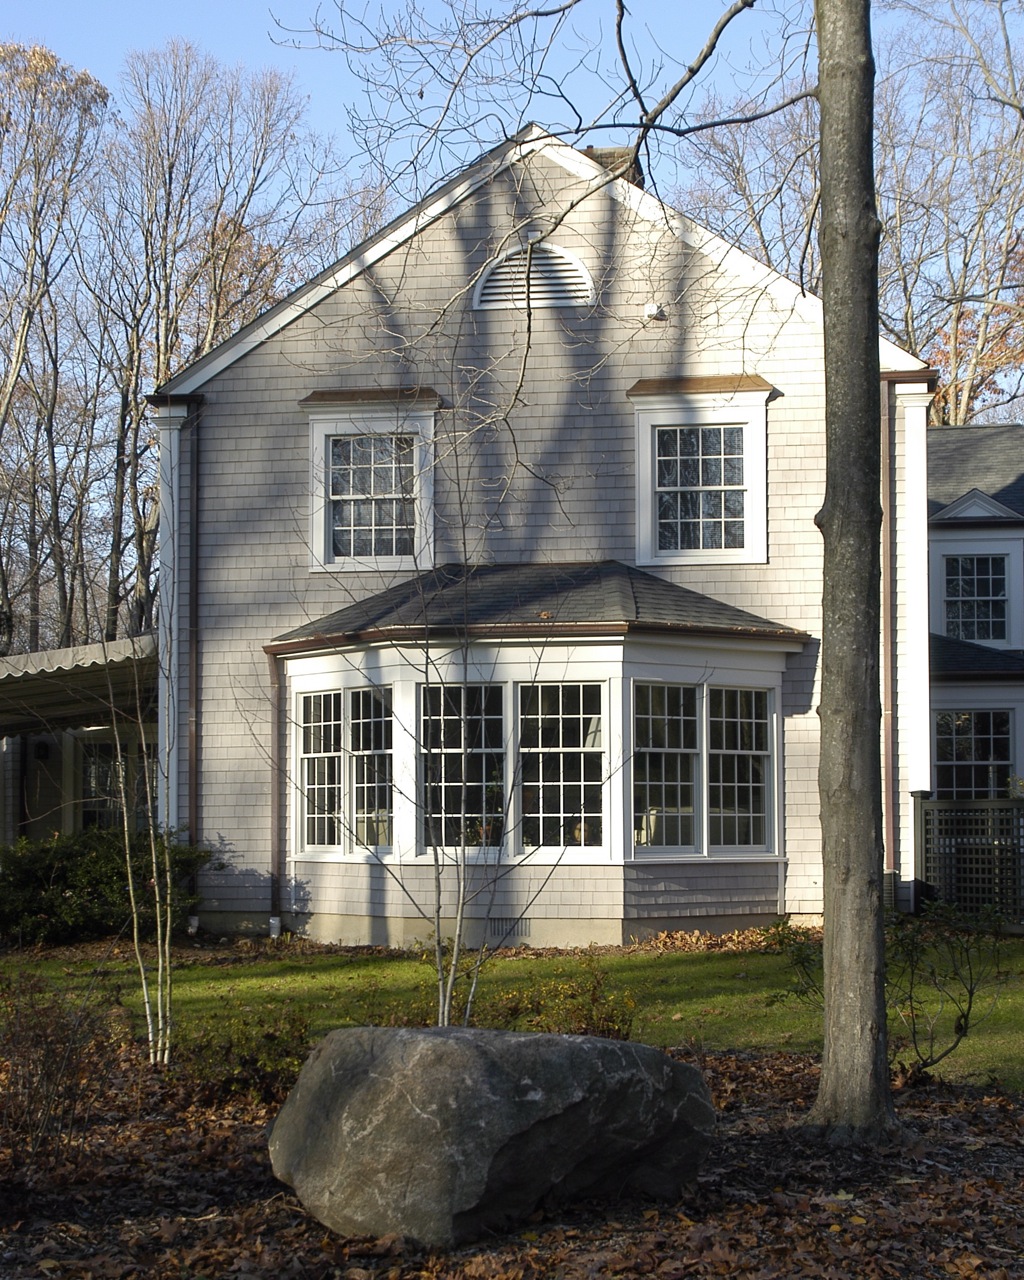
473,242,595,310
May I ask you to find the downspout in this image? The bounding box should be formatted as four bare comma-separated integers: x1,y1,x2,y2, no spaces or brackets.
268,651,282,926
880,380,897,889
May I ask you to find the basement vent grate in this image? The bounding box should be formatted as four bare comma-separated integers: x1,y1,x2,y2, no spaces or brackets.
474,243,594,310
488,916,532,940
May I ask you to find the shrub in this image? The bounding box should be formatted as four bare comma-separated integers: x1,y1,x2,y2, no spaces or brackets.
0,830,209,945
0,971,115,1169
765,907,1005,1082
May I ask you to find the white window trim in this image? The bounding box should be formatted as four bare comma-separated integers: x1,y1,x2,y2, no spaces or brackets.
928,531,1023,649
309,406,434,573
634,389,768,566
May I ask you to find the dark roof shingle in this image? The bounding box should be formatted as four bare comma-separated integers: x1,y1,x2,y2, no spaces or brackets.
270,561,807,653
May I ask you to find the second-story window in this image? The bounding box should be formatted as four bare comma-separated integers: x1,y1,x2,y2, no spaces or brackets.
944,555,1007,641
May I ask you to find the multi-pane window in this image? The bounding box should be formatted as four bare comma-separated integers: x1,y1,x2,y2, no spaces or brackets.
301,693,344,846
520,683,603,847
80,738,155,833
708,688,770,847
944,555,1007,641
351,688,393,847
634,684,698,847
422,685,505,847
934,710,1012,799
656,425,745,551
329,434,415,559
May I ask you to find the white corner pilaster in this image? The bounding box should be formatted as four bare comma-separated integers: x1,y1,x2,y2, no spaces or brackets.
155,401,189,833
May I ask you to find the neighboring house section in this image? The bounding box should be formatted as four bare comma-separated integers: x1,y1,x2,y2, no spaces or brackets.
152,126,930,944
0,636,158,842
925,426,1024,923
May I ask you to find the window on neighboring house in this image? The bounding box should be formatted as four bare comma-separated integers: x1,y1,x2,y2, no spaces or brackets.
79,737,156,832
350,688,393,848
520,683,603,847
944,555,1007,641
421,685,505,848
309,406,434,571
632,384,769,565
300,693,344,846
633,684,771,852
934,710,1012,799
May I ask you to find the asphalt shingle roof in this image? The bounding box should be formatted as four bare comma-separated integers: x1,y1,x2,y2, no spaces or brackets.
928,425,1024,517
270,561,806,653
930,631,1024,680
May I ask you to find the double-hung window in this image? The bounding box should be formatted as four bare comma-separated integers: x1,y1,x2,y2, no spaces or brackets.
309,404,434,571
944,555,1007,641
299,688,393,851
520,683,603,848
934,710,1012,799
631,381,770,566
633,683,772,854
421,685,505,848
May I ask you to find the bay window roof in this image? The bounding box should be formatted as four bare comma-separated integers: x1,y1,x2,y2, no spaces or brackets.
267,561,807,656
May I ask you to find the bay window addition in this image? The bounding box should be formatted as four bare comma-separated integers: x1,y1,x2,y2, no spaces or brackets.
520,683,603,848
934,710,1012,799
421,685,505,848
300,693,344,846
633,684,772,853
944,555,1007,641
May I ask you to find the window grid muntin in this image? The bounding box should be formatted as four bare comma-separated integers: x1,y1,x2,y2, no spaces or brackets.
301,693,345,846
350,687,393,847
934,709,1012,799
656,425,745,552
329,434,416,559
520,682,603,847
421,685,505,847
944,555,1007,641
707,688,770,847
634,683,698,848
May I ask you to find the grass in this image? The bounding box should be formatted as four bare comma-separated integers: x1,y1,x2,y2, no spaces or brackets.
4,926,1023,1092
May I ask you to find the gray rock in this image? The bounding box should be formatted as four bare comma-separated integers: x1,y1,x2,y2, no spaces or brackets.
268,1026,715,1247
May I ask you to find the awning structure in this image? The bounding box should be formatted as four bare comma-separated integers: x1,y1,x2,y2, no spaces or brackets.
0,634,158,736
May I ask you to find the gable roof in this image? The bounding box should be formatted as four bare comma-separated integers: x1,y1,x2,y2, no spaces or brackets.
266,561,808,655
928,425,1024,519
156,126,924,400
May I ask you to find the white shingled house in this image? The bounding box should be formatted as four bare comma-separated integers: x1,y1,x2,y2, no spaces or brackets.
146,126,933,945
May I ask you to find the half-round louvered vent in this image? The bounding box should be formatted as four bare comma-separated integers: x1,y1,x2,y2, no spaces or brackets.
473,242,595,310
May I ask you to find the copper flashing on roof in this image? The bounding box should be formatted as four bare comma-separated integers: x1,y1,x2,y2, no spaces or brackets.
627,375,773,398
298,387,443,408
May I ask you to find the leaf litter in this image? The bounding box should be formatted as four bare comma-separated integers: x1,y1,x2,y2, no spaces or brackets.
2,1039,1022,1280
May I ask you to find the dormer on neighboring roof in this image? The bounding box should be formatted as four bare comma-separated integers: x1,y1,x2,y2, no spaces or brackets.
931,487,1024,523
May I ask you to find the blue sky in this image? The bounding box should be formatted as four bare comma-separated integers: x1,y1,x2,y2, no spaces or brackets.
3,0,796,165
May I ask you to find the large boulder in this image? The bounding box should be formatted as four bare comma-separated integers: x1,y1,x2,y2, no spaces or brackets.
268,1026,715,1247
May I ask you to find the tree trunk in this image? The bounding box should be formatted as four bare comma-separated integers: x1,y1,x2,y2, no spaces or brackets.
809,0,895,1142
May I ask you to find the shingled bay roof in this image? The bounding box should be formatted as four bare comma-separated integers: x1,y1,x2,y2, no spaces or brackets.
928,425,1024,518
268,561,807,655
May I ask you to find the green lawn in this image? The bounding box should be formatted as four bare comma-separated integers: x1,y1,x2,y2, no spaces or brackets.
5,931,1023,1092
